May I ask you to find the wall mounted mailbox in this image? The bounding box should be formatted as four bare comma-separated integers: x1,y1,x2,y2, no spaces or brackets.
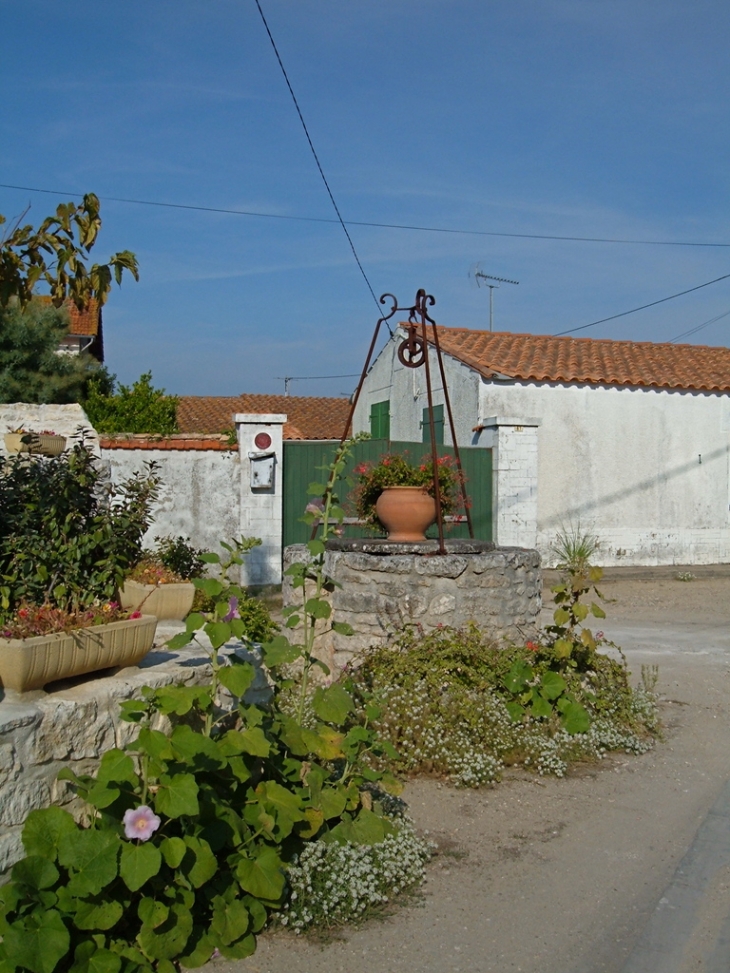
248,450,276,490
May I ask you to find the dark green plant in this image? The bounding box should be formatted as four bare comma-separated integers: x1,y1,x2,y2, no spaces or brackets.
0,301,110,404
0,441,159,615
151,536,205,581
0,541,399,973
83,372,179,436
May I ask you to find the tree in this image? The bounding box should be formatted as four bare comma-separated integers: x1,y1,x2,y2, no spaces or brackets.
0,301,111,404
0,193,138,309
83,371,179,434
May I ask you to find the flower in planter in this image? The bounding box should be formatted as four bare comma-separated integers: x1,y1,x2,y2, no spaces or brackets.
127,535,206,585
123,805,161,842
0,601,137,640
352,452,465,530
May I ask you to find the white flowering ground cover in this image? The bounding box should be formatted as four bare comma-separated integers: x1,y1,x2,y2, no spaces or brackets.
276,816,432,932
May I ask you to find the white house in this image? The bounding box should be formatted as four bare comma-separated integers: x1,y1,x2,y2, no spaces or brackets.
353,324,730,567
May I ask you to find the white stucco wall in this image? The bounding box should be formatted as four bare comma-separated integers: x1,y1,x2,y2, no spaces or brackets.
101,448,241,569
0,403,100,455
355,329,730,566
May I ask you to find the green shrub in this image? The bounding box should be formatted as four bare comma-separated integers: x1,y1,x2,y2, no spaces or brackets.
348,623,659,786
0,441,159,615
84,372,178,435
150,535,205,581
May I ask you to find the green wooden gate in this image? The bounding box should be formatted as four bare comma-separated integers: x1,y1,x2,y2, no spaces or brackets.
282,439,492,547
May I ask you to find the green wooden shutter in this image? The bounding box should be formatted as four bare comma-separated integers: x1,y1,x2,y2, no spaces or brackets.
422,404,444,445
370,400,390,440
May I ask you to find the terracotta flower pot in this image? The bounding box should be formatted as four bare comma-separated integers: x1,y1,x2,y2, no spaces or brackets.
0,615,157,693
119,580,195,620
375,486,437,542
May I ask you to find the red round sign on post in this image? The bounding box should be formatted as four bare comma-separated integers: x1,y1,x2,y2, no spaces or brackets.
254,432,272,450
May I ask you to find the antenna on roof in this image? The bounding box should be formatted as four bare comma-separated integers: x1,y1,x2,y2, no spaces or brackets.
274,373,361,396
468,264,519,332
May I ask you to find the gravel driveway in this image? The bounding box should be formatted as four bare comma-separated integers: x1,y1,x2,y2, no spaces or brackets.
226,569,730,973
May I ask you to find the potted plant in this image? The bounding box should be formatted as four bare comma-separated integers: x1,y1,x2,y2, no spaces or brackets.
120,535,206,620
352,452,464,541
4,427,66,456
0,601,157,692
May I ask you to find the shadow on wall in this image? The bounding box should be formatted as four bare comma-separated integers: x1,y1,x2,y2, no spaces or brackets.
540,443,728,531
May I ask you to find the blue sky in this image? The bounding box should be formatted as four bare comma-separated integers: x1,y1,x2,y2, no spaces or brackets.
1,0,729,396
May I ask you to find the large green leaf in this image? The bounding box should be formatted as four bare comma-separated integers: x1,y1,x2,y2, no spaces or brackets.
311,684,353,724
120,841,162,892
530,694,552,720
198,578,223,598
154,774,199,818
261,636,301,668
304,597,331,620
210,896,250,946
169,725,224,769
236,847,286,902
69,942,122,973
561,701,591,735
58,830,120,897
218,662,255,698
204,621,232,650
2,910,70,973
319,787,347,820
137,903,193,960
138,898,169,929
183,837,218,888
74,897,124,931
159,837,186,869
218,935,257,961
176,928,214,969
540,671,566,700
22,807,77,860
95,749,137,785
11,856,58,892
349,808,393,846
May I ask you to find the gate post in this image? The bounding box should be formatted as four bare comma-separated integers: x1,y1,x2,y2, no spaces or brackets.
481,416,540,549
235,413,286,586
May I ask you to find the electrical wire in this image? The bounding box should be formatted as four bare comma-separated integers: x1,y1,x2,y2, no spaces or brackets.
668,308,730,343
554,272,730,336
1,181,729,250
251,0,381,313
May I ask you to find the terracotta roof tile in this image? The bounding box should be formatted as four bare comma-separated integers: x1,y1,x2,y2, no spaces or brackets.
422,326,730,392
100,434,234,451
177,394,351,440
36,296,100,336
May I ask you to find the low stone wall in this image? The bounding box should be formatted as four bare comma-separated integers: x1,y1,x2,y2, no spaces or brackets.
0,627,270,878
283,540,542,672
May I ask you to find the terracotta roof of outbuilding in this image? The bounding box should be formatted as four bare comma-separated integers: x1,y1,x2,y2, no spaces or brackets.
421,326,730,392
36,296,100,336
177,394,351,441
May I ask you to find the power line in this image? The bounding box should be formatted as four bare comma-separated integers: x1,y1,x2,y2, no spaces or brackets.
2,181,729,250
554,272,730,337
251,0,380,312
668,308,730,343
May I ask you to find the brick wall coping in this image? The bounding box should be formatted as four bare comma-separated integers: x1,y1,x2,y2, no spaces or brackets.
99,434,236,451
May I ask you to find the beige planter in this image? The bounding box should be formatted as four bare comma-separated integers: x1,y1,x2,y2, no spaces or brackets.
0,615,157,693
4,433,66,456
120,580,195,620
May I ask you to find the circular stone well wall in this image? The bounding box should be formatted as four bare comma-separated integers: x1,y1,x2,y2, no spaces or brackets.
282,540,542,672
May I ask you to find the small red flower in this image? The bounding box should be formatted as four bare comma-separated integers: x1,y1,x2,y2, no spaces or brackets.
526,640,539,652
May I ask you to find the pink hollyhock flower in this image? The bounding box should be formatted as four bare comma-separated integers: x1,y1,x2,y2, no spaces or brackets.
129,610,142,619
305,498,324,515
223,596,239,622
123,805,161,841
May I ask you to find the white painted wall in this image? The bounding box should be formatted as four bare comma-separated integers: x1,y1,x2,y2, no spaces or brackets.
102,447,241,567
354,329,730,566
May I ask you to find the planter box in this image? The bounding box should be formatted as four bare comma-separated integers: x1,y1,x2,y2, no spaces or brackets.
120,580,195,620
4,433,67,456
0,615,157,693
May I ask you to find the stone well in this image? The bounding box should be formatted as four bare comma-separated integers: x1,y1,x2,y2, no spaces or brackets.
282,540,542,672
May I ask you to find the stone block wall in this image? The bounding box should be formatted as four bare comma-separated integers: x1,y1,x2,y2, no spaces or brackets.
283,542,541,672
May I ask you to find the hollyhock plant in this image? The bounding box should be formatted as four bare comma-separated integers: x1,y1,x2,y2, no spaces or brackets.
123,805,161,842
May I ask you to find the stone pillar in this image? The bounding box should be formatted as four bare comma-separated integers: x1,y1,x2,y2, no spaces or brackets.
481,416,540,549
235,413,286,586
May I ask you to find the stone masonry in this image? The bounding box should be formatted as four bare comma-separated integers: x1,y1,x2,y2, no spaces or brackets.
283,541,541,672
